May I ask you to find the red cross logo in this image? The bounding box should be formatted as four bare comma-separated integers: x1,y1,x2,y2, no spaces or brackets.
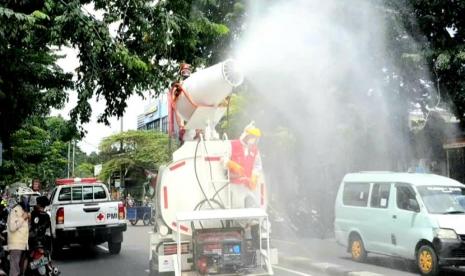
97,213,105,222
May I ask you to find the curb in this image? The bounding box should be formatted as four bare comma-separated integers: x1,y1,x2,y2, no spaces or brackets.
279,256,383,276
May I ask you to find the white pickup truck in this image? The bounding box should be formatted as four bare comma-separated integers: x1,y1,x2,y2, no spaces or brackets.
48,178,127,255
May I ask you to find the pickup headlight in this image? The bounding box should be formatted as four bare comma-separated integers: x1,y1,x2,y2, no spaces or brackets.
435,228,458,240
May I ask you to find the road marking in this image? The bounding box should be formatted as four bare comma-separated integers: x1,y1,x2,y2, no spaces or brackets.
97,245,109,252
273,265,313,276
348,272,385,276
273,238,298,245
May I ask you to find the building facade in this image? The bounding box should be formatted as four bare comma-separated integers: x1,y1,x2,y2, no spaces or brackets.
137,94,169,133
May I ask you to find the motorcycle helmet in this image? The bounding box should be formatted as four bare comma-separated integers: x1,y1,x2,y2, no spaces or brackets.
13,186,40,211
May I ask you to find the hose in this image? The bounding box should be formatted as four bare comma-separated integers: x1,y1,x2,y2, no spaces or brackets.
212,182,229,201
194,140,214,209
201,138,225,206
191,198,225,230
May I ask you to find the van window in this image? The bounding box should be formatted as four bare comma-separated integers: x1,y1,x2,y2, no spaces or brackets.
343,183,370,207
396,184,419,211
371,183,390,208
417,186,465,214
58,187,71,201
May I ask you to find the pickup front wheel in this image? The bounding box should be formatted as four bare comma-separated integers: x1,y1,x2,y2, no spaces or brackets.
108,241,122,255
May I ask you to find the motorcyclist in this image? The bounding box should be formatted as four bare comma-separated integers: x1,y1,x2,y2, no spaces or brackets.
0,201,7,276
7,187,35,276
0,201,8,224
28,196,51,250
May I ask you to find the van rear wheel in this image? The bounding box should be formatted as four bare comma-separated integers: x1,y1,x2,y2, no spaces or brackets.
417,245,439,276
350,236,367,262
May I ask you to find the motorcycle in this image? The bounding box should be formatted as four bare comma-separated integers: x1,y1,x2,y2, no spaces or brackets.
25,239,60,276
0,221,8,275
288,199,331,239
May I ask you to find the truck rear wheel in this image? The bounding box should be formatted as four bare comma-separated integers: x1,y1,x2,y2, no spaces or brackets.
108,241,122,255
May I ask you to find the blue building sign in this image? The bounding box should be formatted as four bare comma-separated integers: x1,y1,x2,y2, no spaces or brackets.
138,95,169,133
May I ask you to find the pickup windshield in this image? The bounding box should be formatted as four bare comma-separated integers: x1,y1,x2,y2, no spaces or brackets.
417,186,465,214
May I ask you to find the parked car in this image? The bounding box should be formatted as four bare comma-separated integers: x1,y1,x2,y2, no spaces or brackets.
335,172,465,276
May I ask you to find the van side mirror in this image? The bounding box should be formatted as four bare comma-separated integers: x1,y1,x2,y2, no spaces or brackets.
408,199,420,213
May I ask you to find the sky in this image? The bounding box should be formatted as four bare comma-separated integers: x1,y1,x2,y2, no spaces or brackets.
50,4,153,155
51,47,149,154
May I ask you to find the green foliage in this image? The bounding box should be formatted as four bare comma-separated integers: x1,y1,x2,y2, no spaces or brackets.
218,93,248,138
0,3,72,146
0,116,77,187
75,162,95,178
0,0,245,146
386,0,465,121
99,130,171,181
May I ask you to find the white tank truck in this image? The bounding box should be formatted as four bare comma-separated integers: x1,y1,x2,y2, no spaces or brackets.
149,59,278,276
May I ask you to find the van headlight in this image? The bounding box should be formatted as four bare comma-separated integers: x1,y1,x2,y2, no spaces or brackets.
435,228,458,240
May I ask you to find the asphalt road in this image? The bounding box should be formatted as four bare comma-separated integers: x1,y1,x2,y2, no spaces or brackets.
273,222,465,276
53,221,465,276
54,223,324,276
55,223,150,276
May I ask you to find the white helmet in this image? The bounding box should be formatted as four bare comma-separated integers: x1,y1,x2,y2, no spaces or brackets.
14,187,40,209
14,186,38,197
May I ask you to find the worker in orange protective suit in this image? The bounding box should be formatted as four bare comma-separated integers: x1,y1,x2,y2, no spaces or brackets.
227,124,263,191
169,63,192,143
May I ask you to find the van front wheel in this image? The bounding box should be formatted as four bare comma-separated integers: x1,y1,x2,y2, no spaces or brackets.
350,236,367,262
417,245,439,276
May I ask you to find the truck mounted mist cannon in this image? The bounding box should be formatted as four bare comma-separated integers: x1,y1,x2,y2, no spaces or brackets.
149,59,277,276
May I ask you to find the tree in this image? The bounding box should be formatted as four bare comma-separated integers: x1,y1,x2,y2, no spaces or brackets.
0,116,77,187
99,130,171,182
0,3,72,148
385,1,465,122
0,0,245,147
75,162,95,178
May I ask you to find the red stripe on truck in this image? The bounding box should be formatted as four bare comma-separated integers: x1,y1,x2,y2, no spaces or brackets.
172,222,189,232
170,161,186,171
163,186,168,209
205,156,221,161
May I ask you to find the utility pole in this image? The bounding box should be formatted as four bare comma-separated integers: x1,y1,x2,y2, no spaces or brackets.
120,115,125,198
72,140,76,177
67,141,71,178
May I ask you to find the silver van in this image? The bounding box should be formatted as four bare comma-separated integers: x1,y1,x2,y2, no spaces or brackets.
335,172,465,276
